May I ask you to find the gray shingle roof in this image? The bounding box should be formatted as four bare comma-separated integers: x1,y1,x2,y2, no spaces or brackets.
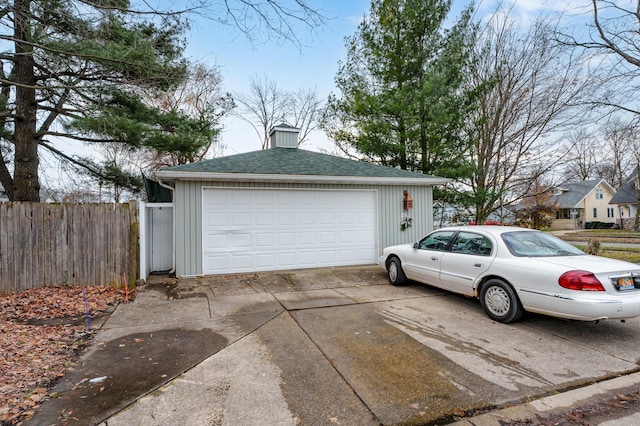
610,182,638,204
160,147,440,180
550,179,602,208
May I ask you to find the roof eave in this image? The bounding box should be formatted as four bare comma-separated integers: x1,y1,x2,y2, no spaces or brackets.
155,171,450,186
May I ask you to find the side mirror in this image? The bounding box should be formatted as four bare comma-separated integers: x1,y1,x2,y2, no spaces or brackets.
412,242,419,249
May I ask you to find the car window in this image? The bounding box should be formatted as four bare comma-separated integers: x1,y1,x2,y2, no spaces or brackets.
417,231,455,251
502,231,585,257
451,232,492,256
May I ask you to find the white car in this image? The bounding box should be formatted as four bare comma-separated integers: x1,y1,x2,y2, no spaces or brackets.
379,226,640,323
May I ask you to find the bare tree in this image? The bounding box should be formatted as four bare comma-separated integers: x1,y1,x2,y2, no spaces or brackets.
146,62,234,168
463,11,590,223
635,163,640,230
95,143,137,203
557,0,640,116
563,129,598,181
289,88,322,146
235,76,289,149
563,118,639,188
595,119,639,188
235,75,323,149
194,0,326,47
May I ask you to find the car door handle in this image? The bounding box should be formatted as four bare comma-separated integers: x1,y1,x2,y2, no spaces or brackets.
431,257,439,261
474,263,483,268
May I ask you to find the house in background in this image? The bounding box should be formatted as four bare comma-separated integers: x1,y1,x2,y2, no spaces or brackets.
549,179,616,230
154,124,448,277
609,169,639,230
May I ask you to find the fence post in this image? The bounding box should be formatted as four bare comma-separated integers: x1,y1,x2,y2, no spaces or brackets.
128,200,139,289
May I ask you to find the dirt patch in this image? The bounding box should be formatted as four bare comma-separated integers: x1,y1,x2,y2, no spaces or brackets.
142,278,214,303
332,267,388,287
29,328,228,425
496,389,640,425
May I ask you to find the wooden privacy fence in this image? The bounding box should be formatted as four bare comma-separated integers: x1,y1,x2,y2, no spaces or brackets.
0,202,139,293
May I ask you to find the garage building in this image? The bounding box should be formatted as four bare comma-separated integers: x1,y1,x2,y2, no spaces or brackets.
155,125,448,277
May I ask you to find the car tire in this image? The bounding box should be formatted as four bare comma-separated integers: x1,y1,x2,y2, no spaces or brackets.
479,279,523,323
387,257,407,286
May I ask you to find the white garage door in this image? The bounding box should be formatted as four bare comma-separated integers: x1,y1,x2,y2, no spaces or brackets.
202,188,377,274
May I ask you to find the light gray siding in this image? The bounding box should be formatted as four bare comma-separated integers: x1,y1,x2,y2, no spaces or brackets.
173,181,433,277
270,129,298,148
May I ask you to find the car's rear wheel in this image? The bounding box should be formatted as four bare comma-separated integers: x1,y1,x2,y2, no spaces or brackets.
480,279,523,323
387,257,407,286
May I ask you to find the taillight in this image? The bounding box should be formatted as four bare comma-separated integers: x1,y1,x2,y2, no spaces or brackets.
558,270,605,291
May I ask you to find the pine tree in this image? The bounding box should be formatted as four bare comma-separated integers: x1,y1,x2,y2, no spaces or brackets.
1,1,190,200
324,0,477,179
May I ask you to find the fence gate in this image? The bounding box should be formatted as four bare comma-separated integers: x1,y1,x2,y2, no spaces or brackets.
140,202,173,278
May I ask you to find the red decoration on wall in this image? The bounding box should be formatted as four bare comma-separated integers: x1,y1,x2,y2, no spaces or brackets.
403,190,413,210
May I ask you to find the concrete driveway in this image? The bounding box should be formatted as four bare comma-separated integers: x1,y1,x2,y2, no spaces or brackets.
31,266,640,425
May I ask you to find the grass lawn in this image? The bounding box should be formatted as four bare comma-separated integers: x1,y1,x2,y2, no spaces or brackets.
558,229,640,263
571,244,640,263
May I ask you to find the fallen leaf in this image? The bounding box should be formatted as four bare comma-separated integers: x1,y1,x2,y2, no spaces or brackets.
0,285,134,425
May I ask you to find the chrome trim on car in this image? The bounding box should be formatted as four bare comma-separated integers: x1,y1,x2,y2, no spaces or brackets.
519,288,621,304
440,271,473,281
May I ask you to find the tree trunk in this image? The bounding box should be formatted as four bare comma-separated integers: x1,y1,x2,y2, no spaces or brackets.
635,163,640,231
12,0,40,202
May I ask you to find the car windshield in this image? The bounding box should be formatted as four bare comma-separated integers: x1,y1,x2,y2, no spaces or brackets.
501,231,585,257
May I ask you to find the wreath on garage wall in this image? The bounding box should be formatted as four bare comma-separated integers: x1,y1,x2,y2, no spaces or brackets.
400,215,412,231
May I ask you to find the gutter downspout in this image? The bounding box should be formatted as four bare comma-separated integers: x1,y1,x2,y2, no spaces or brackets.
157,178,176,275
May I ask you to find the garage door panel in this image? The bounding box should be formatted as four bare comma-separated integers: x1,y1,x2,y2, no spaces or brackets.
357,230,375,243
299,211,316,225
317,250,336,263
204,212,228,229
339,230,356,243
255,212,274,226
255,232,275,248
298,251,318,265
204,233,227,250
232,192,252,205
254,253,275,268
232,212,252,226
231,233,252,249
277,252,297,267
337,212,355,225
278,232,297,246
319,212,335,224
204,255,229,273
298,231,316,245
319,231,336,244
298,192,316,205
278,212,295,225
337,249,356,262
255,191,275,205
278,192,296,205
202,189,377,274
232,255,252,269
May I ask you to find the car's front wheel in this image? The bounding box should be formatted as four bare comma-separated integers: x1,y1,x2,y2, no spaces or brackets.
387,257,407,286
479,279,523,323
